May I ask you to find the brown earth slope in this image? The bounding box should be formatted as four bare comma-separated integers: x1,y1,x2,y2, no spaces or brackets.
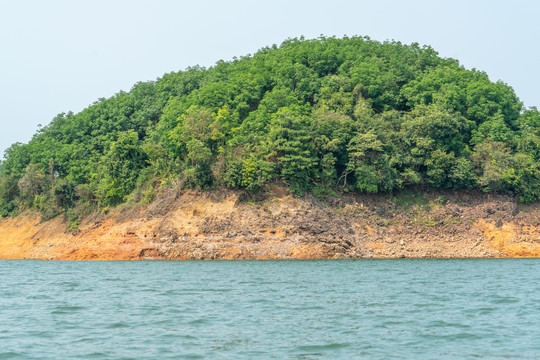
1,188,539,260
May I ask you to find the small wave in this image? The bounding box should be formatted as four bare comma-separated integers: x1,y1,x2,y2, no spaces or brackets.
81,352,108,358
296,343,351,352
106,322,130,329
420,332,482,340
50,305,86,314
188,318,209,325
0,352,23,359
490,297,520,304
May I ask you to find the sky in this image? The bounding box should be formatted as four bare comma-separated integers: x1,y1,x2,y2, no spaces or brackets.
0,0,539,157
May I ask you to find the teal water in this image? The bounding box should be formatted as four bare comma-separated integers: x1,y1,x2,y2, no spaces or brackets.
0,259,539,359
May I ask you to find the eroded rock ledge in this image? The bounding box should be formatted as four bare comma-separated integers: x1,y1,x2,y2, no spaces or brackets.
1,188,539,260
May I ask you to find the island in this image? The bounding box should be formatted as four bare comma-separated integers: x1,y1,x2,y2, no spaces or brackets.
1,36,539,259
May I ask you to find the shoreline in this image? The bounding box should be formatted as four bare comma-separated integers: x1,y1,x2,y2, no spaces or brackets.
1,189,539,260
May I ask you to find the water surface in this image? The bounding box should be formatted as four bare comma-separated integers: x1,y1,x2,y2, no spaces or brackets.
0,259,538,359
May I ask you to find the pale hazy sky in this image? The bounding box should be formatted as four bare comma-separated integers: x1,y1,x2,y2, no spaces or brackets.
1,0,538,157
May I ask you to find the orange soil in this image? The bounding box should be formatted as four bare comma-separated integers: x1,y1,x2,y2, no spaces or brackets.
477,220,540,258
0,216,152,260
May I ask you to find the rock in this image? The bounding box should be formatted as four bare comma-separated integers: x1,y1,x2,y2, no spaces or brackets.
326,197,343,207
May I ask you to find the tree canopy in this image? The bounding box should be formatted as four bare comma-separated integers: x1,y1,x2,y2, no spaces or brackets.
1,36,539,222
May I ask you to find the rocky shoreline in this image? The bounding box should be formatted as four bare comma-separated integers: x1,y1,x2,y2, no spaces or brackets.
1,188,539,260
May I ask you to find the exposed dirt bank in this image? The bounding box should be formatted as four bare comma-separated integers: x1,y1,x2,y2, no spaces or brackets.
1,188,539,260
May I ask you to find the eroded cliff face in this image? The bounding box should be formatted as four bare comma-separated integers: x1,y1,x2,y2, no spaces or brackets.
1,188,539,260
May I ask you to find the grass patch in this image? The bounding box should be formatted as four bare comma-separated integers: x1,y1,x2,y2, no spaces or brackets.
393,191,431,212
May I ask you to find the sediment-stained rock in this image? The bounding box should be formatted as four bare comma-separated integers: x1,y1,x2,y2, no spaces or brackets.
1,189,539,260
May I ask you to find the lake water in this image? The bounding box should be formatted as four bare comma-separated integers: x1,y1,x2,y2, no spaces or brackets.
0,259,538,359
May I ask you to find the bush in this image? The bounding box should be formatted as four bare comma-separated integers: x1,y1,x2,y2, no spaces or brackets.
183,166,213,189
0,199,17,218
53,178,77,209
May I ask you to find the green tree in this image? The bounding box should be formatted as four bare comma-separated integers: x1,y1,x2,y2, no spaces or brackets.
345,131,384,192
100,130,148,205
267,105,315,192
0,175,19,217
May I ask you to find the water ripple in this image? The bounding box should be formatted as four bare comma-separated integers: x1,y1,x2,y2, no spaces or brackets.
0,259,538,359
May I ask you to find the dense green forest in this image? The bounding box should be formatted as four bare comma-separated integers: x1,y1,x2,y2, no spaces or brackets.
1,36,540,225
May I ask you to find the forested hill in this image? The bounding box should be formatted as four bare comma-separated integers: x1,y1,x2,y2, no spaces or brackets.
1,36,540,222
